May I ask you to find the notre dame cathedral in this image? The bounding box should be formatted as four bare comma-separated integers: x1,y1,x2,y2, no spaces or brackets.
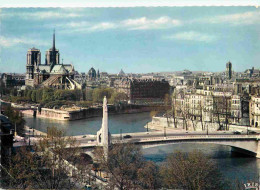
25,31,81,90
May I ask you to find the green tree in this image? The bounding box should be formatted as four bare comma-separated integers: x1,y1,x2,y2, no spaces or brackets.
31,90,37,102
4,106,25,135
42,88,55,102
109,92,128,104
25,89,32,100
36,88,43,102
85,88,93,101
92,88,114,103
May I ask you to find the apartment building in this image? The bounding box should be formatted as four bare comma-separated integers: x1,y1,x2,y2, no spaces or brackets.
173,88,242,126
250,95,260,127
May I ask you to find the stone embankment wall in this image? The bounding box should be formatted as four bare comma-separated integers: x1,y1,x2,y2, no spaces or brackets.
22,107,102,121
21,105,154,121
149,117,251,131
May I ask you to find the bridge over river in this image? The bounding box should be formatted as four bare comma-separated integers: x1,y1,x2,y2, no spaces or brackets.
76,132,260,158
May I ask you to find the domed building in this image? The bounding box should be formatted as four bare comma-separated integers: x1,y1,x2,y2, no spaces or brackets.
117,69,126,77
88,67,97,81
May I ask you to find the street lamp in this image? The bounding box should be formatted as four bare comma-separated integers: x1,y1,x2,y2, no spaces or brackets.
29,129,31,146
14,122,17,137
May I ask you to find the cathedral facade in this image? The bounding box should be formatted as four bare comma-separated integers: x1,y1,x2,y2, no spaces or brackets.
25,32,81,90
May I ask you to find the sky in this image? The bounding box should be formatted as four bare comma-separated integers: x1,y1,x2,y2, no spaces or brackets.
0,7,260,74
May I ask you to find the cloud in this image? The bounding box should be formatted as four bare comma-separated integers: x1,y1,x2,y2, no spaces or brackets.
57,11,259,33
2,10,83,20
58,16,182,33
165,31,217,43
37,11,82,19
57,21,117,33
89,22,117,31
0,36,49,47
194,11,260,25
122,16,181,30
65,21,89,28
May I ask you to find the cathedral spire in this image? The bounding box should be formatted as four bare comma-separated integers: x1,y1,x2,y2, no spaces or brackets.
53,29,55,51
51,29,56,66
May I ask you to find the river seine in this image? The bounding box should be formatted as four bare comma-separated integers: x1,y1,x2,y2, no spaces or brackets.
24,112,260,187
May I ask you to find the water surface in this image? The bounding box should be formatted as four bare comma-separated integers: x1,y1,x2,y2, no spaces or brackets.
24,112,151,136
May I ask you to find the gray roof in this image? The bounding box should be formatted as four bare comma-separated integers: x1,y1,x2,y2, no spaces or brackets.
38,65,51,73
51,65,69,74
63,64,74,73
37,64,74,75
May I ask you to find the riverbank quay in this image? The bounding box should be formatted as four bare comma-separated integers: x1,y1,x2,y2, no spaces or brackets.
20,104,155,121
1,98,158,122
13,126,47,147
148,116,260,133
25,125,47,137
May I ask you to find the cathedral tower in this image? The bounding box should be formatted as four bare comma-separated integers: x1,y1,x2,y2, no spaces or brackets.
25,47,41,86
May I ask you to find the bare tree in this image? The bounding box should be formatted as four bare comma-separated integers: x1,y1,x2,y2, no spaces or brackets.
198,103,205,131
213,96,223,130
181,104,189,131
187,108,197,131
95,143,143,190
171,92,179,128
213,93,231,131
164,93,171,128
160,150,229,190
6,127,87,189
94,143,160,190
137,161,161,190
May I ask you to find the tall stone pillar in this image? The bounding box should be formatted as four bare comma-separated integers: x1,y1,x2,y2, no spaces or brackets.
97,96,111,158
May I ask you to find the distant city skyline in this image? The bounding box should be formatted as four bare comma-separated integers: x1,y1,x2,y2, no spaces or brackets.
1,7,259,74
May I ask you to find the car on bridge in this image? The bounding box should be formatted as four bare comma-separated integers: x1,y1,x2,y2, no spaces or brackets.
233,130,243,134
123,135,132,139
248,130,258,135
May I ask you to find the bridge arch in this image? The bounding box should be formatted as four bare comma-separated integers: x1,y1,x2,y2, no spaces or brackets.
138,137,260,158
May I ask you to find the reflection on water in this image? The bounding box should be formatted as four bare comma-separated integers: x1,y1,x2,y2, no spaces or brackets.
24,112,152,136
143,143,260,186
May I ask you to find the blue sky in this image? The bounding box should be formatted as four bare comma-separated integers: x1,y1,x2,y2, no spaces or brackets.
0,7,259,74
